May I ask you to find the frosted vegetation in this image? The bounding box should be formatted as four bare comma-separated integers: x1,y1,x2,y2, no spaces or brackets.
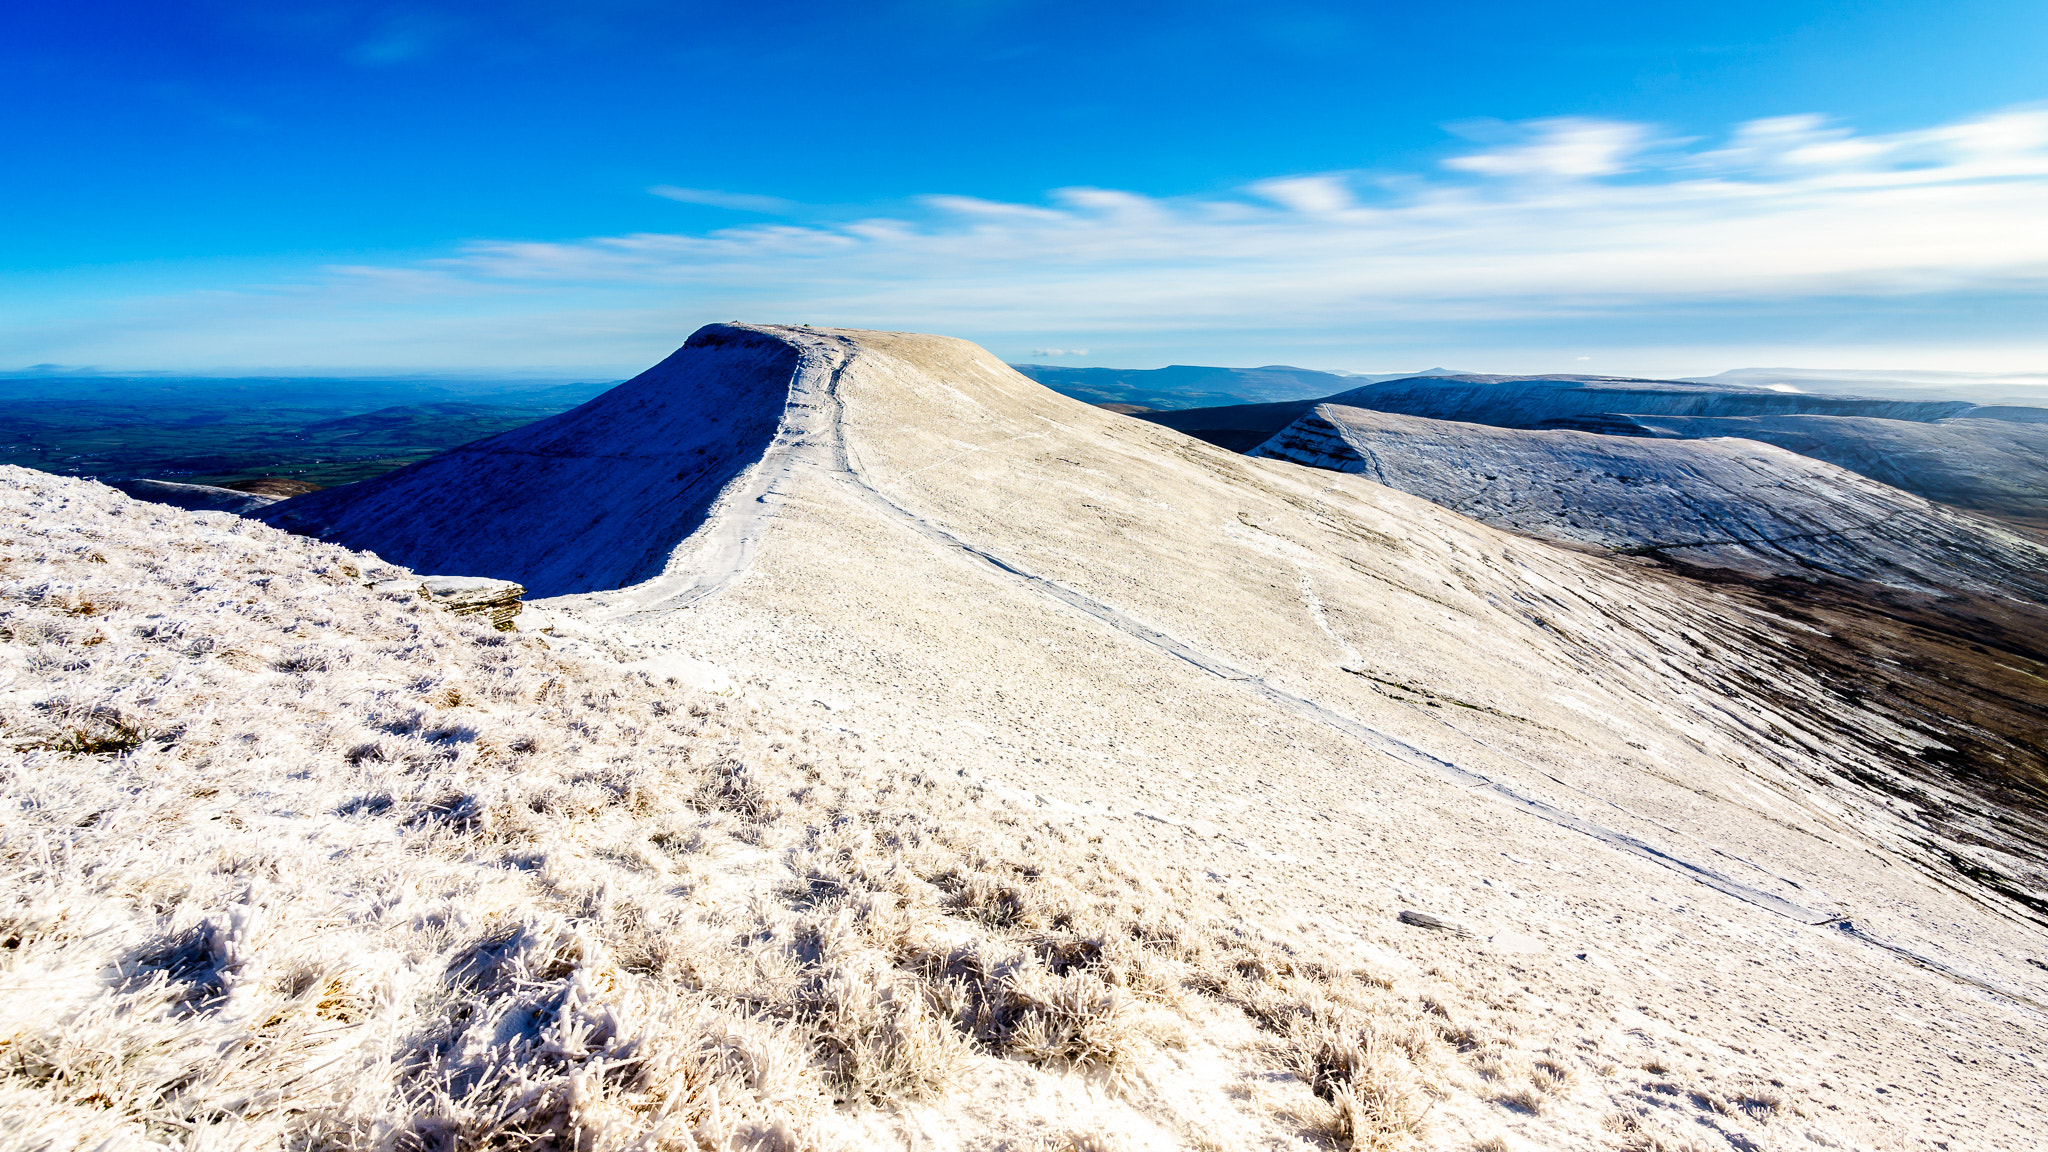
1,468,1537,1150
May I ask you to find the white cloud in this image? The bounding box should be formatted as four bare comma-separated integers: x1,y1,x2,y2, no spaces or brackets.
7,107,2048,372
649,186,798,213
1443,118,1653,178
1250,176,1356,214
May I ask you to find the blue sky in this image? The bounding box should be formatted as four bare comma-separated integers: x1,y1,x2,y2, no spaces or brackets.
4,1,2046,375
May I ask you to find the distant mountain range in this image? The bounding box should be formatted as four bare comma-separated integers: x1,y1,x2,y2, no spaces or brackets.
1687,367,2048,407
1012,361,2048,411
1134,372,2048,524
1251,402,2048,596
1009,363,1471,409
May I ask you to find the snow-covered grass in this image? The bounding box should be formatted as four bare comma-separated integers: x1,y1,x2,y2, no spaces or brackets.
0,468,1492,1150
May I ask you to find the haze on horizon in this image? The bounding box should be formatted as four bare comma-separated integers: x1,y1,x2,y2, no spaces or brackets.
4,1,2046,380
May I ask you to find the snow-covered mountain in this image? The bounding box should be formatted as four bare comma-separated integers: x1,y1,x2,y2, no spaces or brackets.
1574,411,2048,523
1133,371,2048,518
1247,402,2048,596
11,326,2048,1150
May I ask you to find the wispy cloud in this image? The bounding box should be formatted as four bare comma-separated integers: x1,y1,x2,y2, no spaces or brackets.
7,108,2047,371
1443,117,1654,178
475,108,2048,316
649,186,799,213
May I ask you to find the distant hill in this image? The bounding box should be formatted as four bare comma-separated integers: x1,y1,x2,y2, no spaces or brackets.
1691,367,2048,407
1569,412,2048,525
1329,373,1975,425
1250,403,2048,598
1136,371,2048,519
1011,362,1467,410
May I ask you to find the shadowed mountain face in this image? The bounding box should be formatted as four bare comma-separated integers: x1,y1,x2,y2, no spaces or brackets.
257,327,798,596
1133,397,1331,452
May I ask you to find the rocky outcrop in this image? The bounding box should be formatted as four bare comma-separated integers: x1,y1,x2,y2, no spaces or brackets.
422,576,525,631
223,476,324,497
368,574,526,630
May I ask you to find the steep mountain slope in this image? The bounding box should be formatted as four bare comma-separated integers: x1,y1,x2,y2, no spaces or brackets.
1569,412,2048,523
256,331,800,596
1246,403,2048,597
181,327,2048,1148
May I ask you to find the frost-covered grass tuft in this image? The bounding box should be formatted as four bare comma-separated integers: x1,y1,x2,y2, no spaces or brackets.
1,468,1477,1149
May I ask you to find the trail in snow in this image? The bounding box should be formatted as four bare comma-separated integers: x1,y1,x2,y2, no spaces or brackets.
601,328,2039,1010
571,336,854,620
